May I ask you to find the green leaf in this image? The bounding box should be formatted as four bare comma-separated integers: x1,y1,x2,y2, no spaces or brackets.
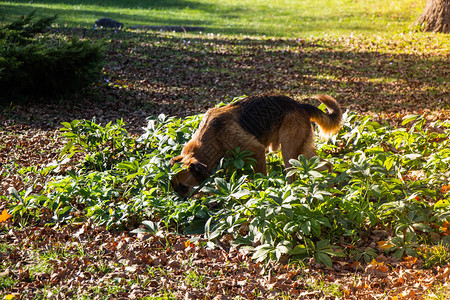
405,248,417,257
316,239,330,250
289,159,303,168
230,189,250,199
142,220,158,232
204,217,213,238
434,200,450,209
215,178,228,191
403,154,422,161
401,114,421,125
252,244,273,261
384,156,396,171
7,187,21,201
130,228,151,234
331,248,347,258
308,170,323,178
291,244,308,256
117,161,137,171
56,205,71,215
230,236,253,247
393,248,404,259
300,222,311,235
60,121,72,129
276,240,292,254
315,252,332,267
183,220,206,235
286,169,299,178
234,159,245,169
413,223,432,232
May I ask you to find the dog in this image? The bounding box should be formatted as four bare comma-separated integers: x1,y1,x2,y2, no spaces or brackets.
171,94,342,198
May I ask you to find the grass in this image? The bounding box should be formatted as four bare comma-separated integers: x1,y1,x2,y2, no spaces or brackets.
1,0,427,37
184,270,206,289
0,274,16,292
419,243,450,268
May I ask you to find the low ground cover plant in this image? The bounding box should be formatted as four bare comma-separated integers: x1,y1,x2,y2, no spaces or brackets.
7,99,450,266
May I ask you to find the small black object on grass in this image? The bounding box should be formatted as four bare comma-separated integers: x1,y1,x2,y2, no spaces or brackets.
95,18,123,29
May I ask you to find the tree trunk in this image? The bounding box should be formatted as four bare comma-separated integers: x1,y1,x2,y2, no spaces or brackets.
416,0,450,33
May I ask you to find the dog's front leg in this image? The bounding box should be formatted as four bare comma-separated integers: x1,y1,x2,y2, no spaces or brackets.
252,149,267,176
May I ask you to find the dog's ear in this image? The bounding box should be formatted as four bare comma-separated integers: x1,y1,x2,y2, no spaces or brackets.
171,155,183,166
189,160,208,180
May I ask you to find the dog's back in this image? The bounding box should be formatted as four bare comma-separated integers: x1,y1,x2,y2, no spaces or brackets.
231,94,342,144
231,95,299,140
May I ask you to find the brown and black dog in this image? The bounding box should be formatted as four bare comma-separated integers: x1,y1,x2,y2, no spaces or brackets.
171,94,342,198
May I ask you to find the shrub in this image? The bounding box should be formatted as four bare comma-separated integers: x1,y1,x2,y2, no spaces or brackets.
0,11,104,103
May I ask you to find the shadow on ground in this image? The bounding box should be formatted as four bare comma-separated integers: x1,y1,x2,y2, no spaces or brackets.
1,28,448,133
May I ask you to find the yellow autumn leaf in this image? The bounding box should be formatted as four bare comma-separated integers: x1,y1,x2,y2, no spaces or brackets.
0,209,12,223
378,240,395,250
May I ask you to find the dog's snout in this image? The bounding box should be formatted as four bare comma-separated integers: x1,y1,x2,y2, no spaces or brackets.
177,183,189,196
171,177,190,198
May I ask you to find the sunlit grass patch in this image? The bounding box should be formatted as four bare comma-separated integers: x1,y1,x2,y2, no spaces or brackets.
1,0,428,37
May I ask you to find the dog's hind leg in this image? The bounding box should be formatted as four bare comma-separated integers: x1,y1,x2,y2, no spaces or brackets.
278,113,318,182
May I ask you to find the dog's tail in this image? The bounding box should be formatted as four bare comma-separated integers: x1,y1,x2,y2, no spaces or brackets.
306,95,342,136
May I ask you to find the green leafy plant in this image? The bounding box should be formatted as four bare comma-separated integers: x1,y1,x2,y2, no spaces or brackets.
60,119,135,171
7,98,450,266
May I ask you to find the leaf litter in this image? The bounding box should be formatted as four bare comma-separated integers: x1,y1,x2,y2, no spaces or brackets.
1,28,449,299
2,221,450,299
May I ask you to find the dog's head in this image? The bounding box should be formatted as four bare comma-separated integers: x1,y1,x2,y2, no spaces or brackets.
171,154,209,199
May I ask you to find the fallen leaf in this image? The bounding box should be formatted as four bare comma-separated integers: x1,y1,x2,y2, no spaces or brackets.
442,221,450,235
0,208,11,223
442,184,450,194
403,256,418,265
378,240,395,250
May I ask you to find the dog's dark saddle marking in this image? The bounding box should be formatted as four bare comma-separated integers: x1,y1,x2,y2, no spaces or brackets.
232,95,300,140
